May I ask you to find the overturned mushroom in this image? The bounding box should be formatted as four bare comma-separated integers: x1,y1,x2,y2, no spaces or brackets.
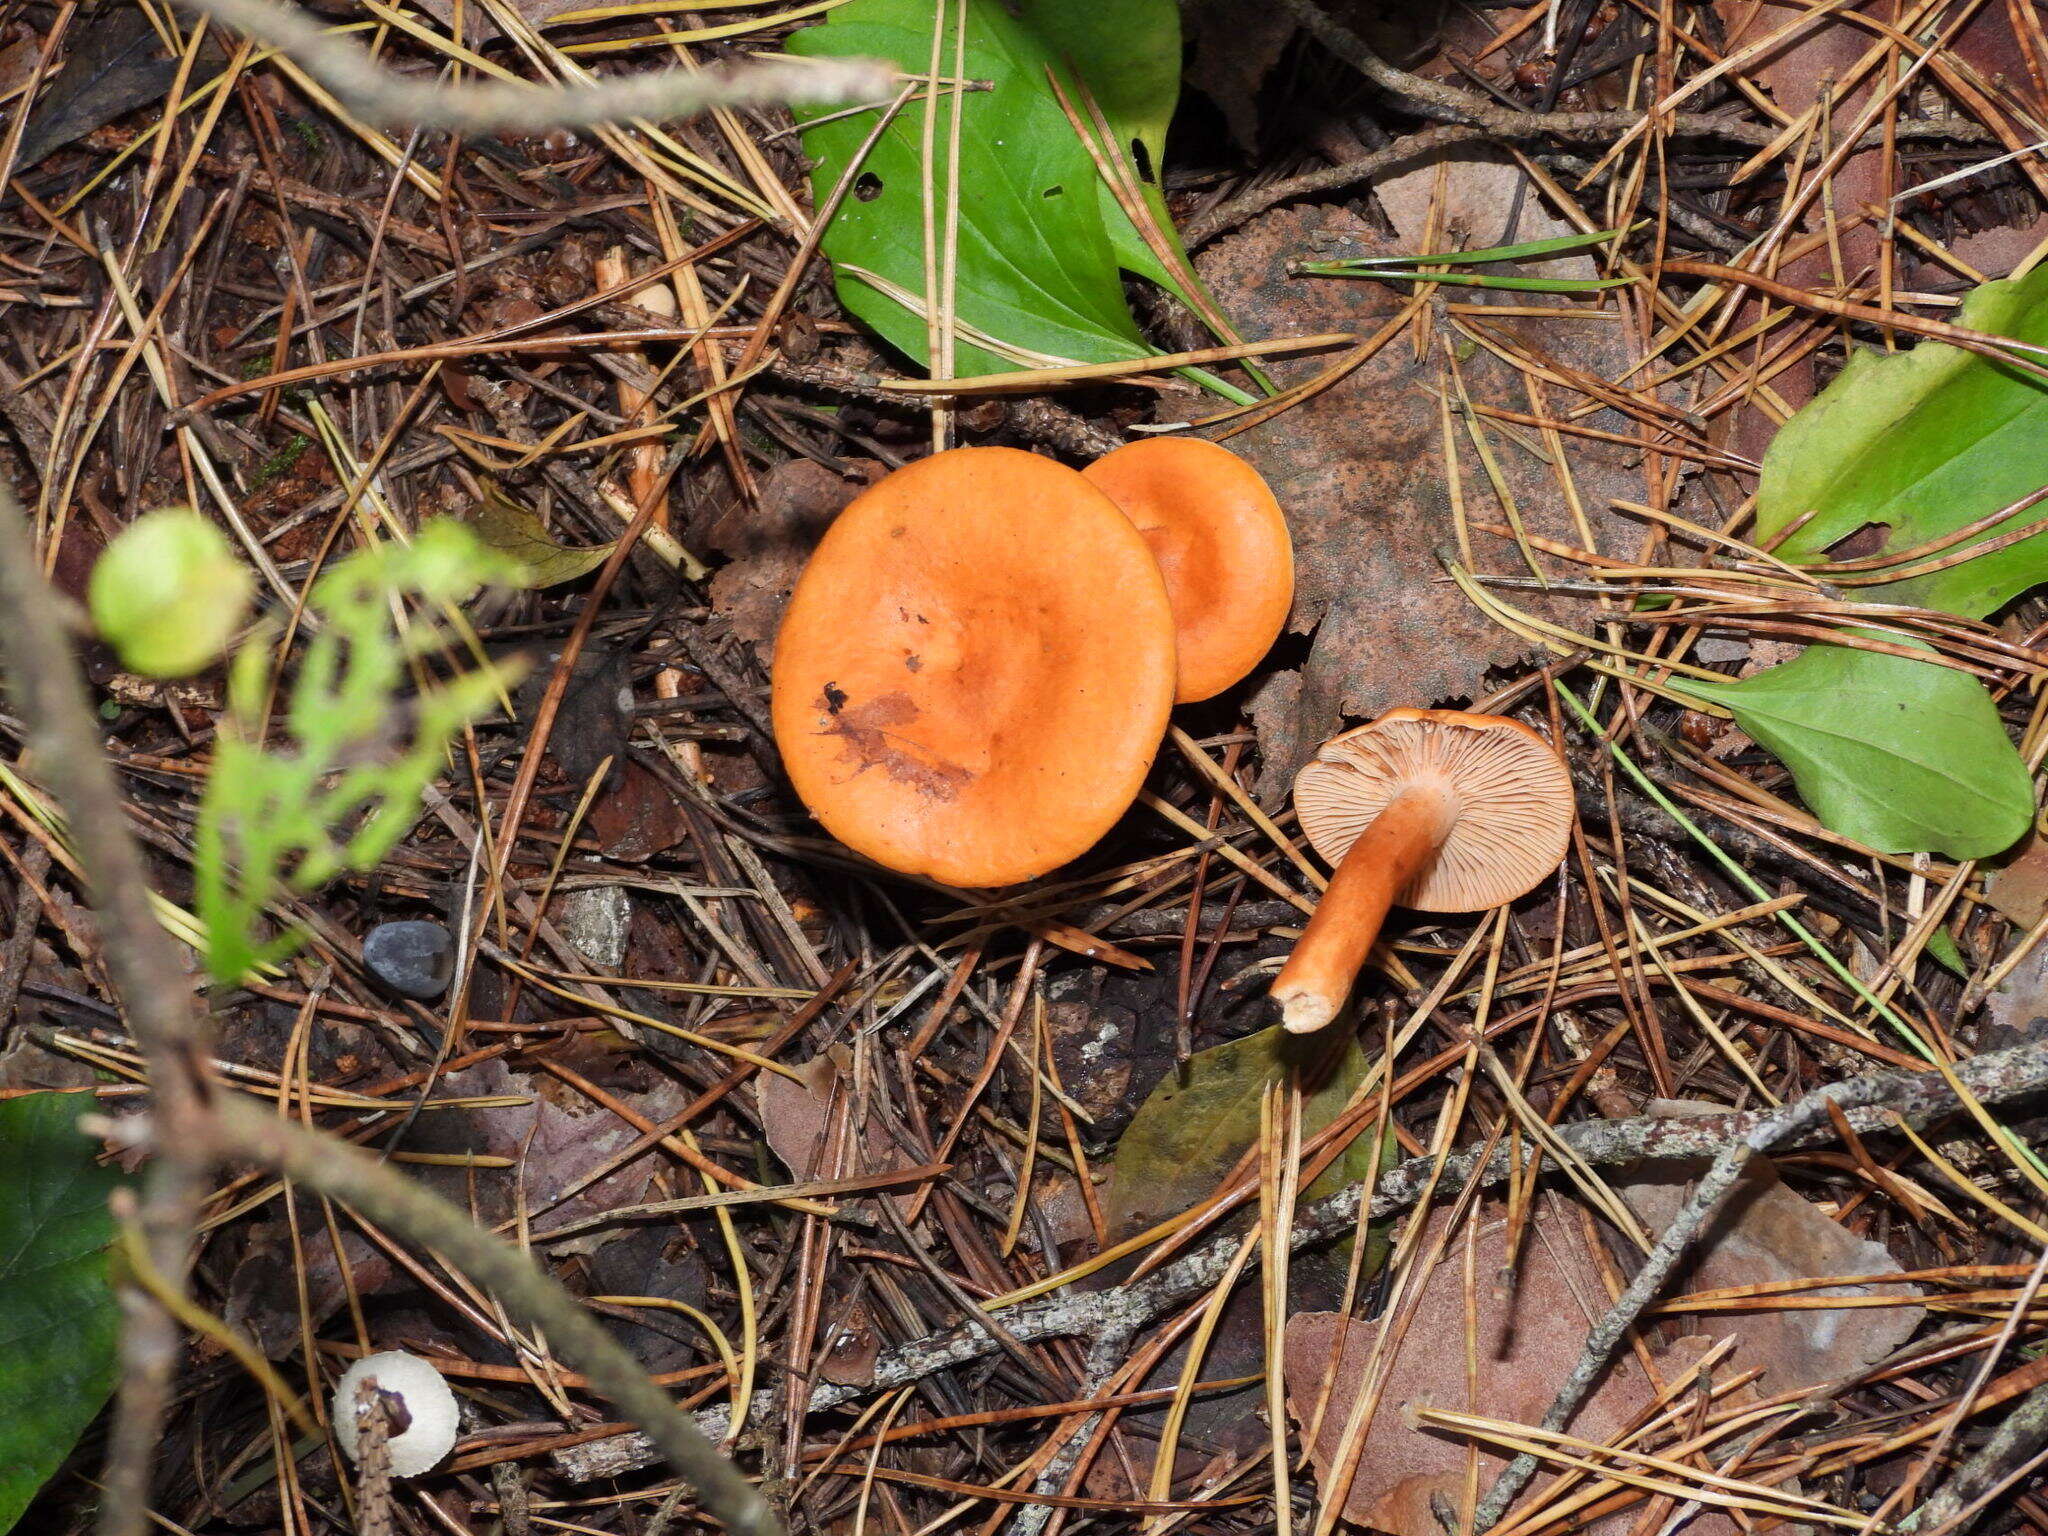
1273,709,1574,1033
771,447,1177,888
331,1350,460,1478
1081,438,1294,703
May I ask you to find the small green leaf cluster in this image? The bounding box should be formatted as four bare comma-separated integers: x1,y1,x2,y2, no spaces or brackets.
195,521,522,982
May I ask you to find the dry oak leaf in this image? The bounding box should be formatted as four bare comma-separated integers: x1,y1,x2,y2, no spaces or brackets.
1194,200,1651,792
708,457,886,660
1623,1100,1924,1392
434,1057,685,1255
1285,1199,1704,1536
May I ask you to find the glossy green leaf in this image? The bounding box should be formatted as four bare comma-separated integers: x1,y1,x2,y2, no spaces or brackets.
0,1093,123,1533
1105,1026,1386,1241
1758,264,2048,619
1671,640,2034,859
789,0,1177,376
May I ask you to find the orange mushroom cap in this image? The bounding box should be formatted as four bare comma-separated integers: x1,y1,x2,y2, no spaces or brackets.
770,447,1177,889
1293,709,1576,912
1081,439,1293,703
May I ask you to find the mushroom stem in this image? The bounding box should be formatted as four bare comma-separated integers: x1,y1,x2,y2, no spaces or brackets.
1273,782,1455,1033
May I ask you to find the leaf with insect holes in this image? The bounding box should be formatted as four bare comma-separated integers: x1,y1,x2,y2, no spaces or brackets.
1758,264,2048,619
789,0,1200,377
469,484,614,589
0,1093,124,1534
1670,638,2034,859
1105,1026,1390,1244
1011,0,1189,290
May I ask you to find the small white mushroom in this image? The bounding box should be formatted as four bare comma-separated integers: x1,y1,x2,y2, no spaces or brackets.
331,1350,460,1477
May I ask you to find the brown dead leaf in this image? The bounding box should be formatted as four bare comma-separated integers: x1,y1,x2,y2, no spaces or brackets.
755,1045,913,1185
586,757,690,862
757,1049,853,1181
1285,1199,1670,1536
708,458,884,660
1194,196,1651,791
1623,1101,1924,1394
1373,148,1597,278
1988,941,2048,1053
1988,830,2048,929
433,1057,686,1254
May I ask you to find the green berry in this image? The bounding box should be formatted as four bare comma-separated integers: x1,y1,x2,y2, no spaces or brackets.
88,509,254,677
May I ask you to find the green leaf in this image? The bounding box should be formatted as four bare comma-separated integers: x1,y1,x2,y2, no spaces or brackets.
1321,224,1633,270
469,486,613,589
1926,925,1969,978
1015,0,1178,169
1013,0,1186,293
788,0,1168,377
1105,1026,1386,1241
0,1093,123,1533
1670,641,2034,860
1758,264,2048,619
1298,267,1633,293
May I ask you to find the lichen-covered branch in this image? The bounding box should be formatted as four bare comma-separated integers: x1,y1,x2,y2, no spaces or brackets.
555,1034,2048,1482
105,1096,787,1536
0,482,217,1536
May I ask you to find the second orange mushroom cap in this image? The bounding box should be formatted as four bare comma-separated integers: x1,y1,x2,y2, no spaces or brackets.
769,441,1296,888
1082,438,1295,705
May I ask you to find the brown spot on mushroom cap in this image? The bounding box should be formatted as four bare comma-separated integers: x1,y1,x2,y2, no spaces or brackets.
771,447,1177,888
1293,708,1574,911
1081,438,1293,703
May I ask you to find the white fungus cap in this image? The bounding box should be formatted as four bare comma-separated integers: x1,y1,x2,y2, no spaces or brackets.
331,1350,460,1477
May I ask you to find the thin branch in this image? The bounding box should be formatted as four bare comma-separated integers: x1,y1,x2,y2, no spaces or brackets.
0,482,217,1536
172,0,895,131
1270,0,1992,154
1907,1375,2048,1536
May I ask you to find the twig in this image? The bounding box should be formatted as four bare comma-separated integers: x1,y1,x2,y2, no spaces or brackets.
170,0,894,130
109,1094,787,1536
1906,1375,2048,1536
0,841,49,1030
0,484,217,1536
767,356,1124,459
1270,0,1992,154
554,1033,2048,1482
1468,1075,1898,1530
1181,126,1494,248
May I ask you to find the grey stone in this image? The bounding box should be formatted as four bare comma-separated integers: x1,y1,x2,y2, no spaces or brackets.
362,920,456,1000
